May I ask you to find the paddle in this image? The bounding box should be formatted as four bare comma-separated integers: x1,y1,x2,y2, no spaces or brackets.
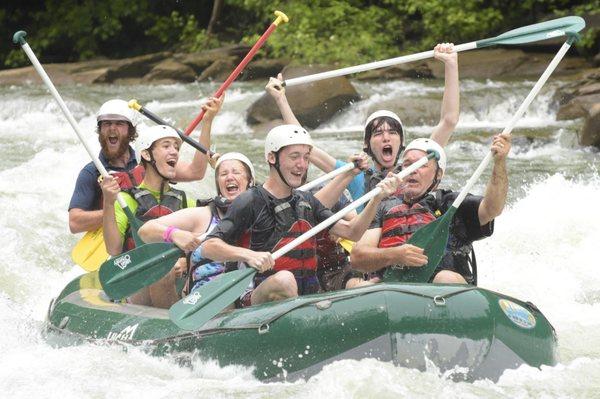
384,35,580,283
169,151,437,330
128,99,219,167
183,10,289,136
71,227,109,272
13,31,145,267
98,242,183,300
282,16,584,87
297,162,355,192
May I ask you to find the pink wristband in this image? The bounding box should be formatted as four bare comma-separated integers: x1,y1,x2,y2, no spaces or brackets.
163,226,179,243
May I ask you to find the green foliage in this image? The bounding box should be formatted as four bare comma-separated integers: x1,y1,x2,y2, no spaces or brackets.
1,0,597,69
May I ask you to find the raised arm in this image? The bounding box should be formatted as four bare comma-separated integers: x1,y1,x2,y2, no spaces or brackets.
478,133,510,225
100,176,125,256
314,153,368,208
174,95,224,182
430,43,459,147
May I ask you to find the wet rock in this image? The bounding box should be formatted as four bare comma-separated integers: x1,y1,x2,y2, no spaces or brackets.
238,58,289,81
93,52,171,83
555,68,600,120
363,98,440,127
143,59,196,83
580,103,600,147
197,57,238,81
246,65,360,129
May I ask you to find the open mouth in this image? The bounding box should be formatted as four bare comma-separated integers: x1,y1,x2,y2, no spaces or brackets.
108,136,118,145
166,160,177,167
225,182,239,194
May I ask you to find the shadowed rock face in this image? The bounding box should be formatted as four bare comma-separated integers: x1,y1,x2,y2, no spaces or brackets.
554,68,600,148
246,65,360,129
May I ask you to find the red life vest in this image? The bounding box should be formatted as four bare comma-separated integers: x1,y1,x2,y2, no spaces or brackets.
378,201,436,248
122,186,188,251
271,219,317,271
111,165,145,190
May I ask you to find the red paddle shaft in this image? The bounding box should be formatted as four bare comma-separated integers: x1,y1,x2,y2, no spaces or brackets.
184,10,289,136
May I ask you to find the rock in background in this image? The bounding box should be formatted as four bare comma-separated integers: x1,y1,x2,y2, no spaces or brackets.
246,65,360,130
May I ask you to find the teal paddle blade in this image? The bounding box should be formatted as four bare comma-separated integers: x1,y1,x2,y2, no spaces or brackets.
383,207,456,283
477,16,585,48
99,242,183,300
170,268,256,330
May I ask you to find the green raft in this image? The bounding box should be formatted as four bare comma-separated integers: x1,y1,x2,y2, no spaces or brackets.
46,272,557,382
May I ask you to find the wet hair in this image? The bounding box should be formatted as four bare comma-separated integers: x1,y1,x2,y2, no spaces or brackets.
363,116,404,152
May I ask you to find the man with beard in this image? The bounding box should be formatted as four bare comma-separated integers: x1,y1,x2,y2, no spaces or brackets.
266,42,459,211
350,136,510,286
68,97,220,234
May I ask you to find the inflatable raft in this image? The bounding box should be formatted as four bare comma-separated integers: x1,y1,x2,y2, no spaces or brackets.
46,272,557,382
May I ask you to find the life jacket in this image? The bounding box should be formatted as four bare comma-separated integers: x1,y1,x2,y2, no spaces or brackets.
364,164,402,197
256,187,318,272
378,197,437,249
111,165,145,190
122,186,188,251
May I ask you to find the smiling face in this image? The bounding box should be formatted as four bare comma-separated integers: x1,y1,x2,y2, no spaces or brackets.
269,144,311,188
142,137,180,180
401,149,442,202
216,159,251,201
367,121,402,170
98,120,131,161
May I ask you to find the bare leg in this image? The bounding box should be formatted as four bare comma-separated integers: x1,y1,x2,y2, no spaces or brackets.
432,270,467,284
129,287,152,306
251,271,298,305
148,271,180,309
345,276,379,289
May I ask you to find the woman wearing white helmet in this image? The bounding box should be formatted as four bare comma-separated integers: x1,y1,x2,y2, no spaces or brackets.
200,124,401,307
138,152,256,304
351,133,511,286
265,42,459,211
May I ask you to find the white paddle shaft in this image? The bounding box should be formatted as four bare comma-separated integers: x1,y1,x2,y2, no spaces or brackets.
20,42,129,209
298,162,355,191
452,40,573,208
284,42,476,87
272,154,431,260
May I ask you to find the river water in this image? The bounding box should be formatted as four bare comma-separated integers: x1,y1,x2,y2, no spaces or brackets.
0,75,599,398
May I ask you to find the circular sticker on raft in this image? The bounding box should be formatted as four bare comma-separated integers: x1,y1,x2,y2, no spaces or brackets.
498,299,536,329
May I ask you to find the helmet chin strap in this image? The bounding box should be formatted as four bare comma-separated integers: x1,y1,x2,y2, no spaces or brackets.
270,151,294,189
146,150,175,184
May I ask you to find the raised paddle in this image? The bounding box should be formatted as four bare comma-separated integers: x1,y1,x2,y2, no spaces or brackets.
297,162,356,192
128,99,219,167
384,34,580,283
169,151,437,330
71,227,109,272
13,31,145,268
282,16,585,87
183,10,289,135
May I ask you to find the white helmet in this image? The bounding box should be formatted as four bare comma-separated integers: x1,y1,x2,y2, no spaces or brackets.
364,110,403,130
97,99,136,125
135,125,182,163
403,138,447,172
264,124,313,162
215,152,256,187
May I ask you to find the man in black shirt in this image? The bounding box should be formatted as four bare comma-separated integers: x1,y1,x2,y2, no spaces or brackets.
202,124,400,305
351,134,510,285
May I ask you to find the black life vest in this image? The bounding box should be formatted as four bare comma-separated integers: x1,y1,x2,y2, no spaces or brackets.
256,187,318,272
122,186,188,251
364,164,402,197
